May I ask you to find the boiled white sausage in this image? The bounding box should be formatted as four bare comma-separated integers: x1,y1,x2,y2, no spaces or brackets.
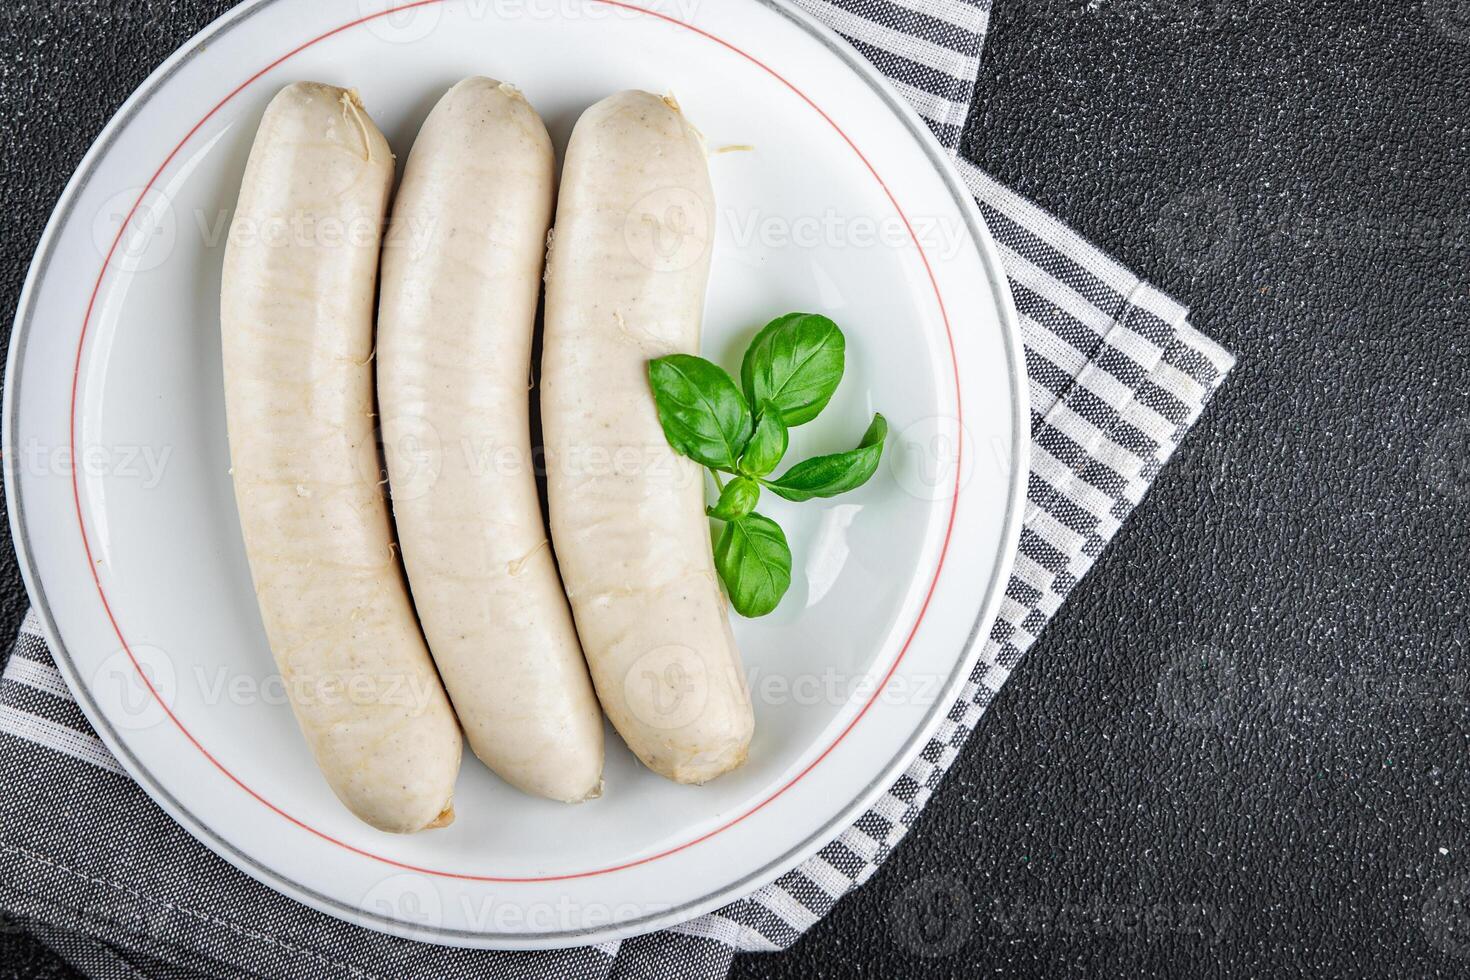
542,91,754,784
221,82,462,833
378,78,604,803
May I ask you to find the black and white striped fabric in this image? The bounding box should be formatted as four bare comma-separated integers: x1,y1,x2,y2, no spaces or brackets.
0,1,1235,977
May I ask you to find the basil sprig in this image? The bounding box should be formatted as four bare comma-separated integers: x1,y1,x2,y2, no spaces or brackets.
647,354,753,471
709,476,761,522
648,313,886,618
741,313,846,427
739,401,788,478
714,513,792,618
766,414,888,503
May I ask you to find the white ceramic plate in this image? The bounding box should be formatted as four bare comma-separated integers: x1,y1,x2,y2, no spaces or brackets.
3,0,1025,949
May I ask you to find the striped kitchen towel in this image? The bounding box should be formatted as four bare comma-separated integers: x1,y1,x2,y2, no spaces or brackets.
0,1,1235,977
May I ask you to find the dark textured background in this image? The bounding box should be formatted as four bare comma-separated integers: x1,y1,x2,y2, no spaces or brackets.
2,0,1468,977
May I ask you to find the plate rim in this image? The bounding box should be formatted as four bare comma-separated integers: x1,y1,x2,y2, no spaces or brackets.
2,0,1029,948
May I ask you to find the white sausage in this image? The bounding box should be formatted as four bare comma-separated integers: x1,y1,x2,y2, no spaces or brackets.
378,78,604,803
221,82,462,833
543,91,754,784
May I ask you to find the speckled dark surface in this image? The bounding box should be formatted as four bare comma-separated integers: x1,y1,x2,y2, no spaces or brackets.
2,1,1468,978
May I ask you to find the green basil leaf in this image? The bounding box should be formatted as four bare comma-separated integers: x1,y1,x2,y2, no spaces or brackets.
740,313,846,428
765,413,888,503
647,354,753,471
708,476,761,522
738,401,789,477
714,512,793,618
